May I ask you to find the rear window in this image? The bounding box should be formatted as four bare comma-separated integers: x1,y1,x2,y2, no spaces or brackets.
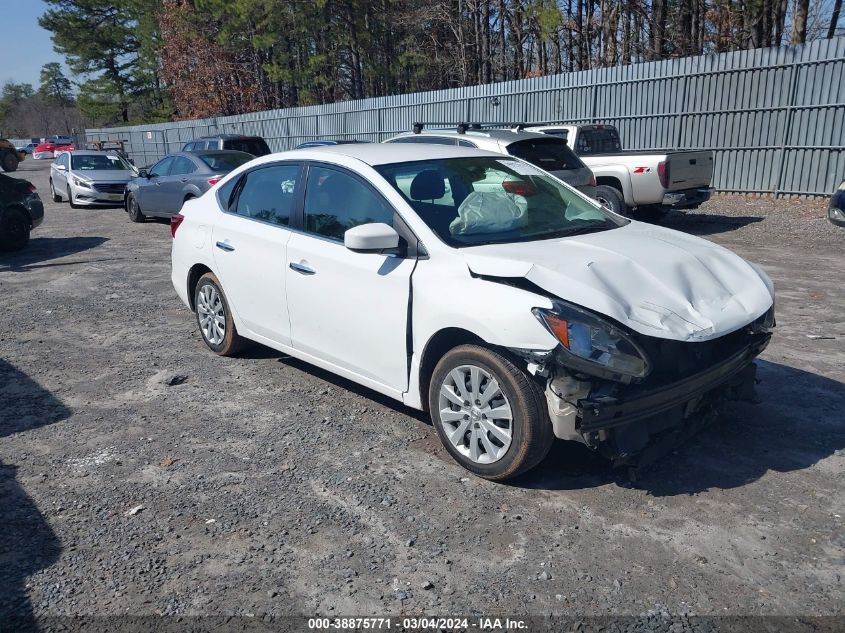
199,152,254,172
506,138,585,172
575,127,623,155
223,138,271,157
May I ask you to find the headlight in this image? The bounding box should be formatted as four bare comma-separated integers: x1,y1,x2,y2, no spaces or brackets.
73,176,92,188
533,301,650,380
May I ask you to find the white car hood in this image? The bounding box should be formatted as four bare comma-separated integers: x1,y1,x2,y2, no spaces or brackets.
463,222,774,342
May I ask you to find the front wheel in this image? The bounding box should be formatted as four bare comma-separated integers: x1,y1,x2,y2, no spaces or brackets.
67,186,79,209
428,345,553,480
194,273,246,356
594,185,627,217
127,194,145,223
0,207,30,251
50,178,62,202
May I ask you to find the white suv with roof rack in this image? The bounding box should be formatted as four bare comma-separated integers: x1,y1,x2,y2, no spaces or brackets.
384,124,596,199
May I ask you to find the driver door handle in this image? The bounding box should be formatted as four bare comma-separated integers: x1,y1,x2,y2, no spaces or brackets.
215,241,235,252
289,262,315,275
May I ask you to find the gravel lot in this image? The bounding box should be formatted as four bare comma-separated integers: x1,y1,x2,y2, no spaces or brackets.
1,160,843,628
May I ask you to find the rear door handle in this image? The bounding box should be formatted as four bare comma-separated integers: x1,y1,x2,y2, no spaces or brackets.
289,262,315,275
180,178,188,183
215,241,235,252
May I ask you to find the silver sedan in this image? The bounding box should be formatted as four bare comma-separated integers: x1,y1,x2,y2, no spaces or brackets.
49,151,136,208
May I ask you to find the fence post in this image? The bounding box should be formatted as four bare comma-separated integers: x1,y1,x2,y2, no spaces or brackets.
674,73,690,151
774,61,802,198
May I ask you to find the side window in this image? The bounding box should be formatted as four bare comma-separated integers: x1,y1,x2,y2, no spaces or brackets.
457,139,477,147
233,164,299,226
171,156,197,176
303,166,394,241
418,136,457,146
150,157,174,178
216,176,240,211
184,143,195,152
386,137,420,144
59,153,70,168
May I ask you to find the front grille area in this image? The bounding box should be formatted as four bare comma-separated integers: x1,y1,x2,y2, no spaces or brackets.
92,182,127,194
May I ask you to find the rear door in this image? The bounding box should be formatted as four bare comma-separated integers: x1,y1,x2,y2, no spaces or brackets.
210,162,301,346
284,163,414,394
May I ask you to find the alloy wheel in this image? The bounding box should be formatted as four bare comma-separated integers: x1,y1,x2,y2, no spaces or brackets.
437,364,513,464
197,284,226,345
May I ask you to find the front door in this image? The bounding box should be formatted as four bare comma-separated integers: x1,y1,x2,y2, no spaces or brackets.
211,162,301,346
285,164,414,393
139,156,174,214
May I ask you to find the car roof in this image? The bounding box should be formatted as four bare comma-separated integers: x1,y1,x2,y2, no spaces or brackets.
391,128,555,144
190,135,264,141
258,142,505,167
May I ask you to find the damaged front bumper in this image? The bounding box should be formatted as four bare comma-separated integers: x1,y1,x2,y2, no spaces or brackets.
543,332,771,464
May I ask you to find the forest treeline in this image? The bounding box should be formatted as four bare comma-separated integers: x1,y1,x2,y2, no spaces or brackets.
2,0,842,136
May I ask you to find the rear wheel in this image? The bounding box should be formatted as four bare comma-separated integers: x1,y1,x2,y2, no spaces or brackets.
428,345,553,480
633,205,669,223
0,207,30,251
595,185,627,216
1,152,18,172
194,273,246,356
127,194,145,222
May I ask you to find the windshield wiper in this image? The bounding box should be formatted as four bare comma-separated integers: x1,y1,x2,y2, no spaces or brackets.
544,223,613,239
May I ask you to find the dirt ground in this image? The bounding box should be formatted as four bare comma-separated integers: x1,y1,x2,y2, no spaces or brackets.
1,159,843,628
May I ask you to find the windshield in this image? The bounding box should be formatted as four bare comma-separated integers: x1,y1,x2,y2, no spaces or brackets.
199,152,253,172
575,127,622,155
72,154,131,171
224,138,270,156
506,138,585,172
375,157,622,247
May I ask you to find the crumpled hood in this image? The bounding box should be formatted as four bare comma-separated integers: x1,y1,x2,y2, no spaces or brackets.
463,222,774,342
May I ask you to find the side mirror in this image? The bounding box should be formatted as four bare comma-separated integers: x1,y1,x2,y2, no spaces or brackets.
55,164,67,171
344,223,400,252
138,169,149,179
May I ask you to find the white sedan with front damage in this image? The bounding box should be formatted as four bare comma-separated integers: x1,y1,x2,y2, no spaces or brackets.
170,144,775,480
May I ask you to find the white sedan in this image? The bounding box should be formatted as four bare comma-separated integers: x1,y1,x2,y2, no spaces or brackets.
171,144,775,480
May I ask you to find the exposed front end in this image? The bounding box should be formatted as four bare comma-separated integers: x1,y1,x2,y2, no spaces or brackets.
533,302,774,467
70,179,128,206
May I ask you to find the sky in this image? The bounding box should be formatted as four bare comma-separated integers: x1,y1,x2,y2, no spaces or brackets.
0,0,70,89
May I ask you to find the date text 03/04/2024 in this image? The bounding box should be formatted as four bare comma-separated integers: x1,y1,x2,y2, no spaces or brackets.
307,617,528,630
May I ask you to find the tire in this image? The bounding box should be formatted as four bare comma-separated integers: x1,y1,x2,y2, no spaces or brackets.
50,178,62,203
127,194,145,223
67,185,79,209
0,207,30,251
1,152,18,172
594,185,627,216
194,272,246,356
428,344,553,480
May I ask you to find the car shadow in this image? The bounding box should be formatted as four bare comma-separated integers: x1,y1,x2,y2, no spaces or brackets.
237,346,432,423
0,359,69,630
660,212,764,236
0,236,109,272
513,359,845,495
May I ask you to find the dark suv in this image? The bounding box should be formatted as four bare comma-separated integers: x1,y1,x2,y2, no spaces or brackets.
0,173,43,251
182,135,271,157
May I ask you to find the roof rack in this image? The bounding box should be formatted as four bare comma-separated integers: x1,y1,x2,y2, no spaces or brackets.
411,121,576,135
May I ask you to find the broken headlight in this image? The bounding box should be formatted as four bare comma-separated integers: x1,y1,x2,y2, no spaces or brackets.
533,301,650,381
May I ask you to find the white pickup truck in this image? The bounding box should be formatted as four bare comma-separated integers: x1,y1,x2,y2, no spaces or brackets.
524,123,714,218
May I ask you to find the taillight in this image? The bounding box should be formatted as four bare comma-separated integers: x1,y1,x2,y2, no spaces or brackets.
502,180,537,197
207,177,221,186
657,161,670,188
171,213,185,238
589,174,597,187
26,183,37,193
